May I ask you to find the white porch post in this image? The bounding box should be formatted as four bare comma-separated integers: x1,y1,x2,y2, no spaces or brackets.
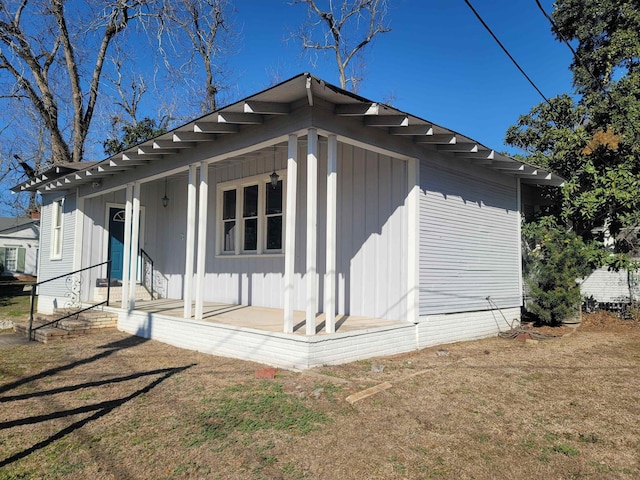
184,165,197,318
407,158,420,323
283,134,298,333
306,128,318,335
72,192,86,302
128,181,141,311
72,190,85,273
516,177,523,306
195,161,209,320
324,134,338,333
121,184,133,310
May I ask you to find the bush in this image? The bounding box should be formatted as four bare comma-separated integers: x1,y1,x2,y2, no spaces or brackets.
523,218,595,325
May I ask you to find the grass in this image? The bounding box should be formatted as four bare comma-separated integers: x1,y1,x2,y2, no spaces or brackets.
0,281,33,325
0,311,638,479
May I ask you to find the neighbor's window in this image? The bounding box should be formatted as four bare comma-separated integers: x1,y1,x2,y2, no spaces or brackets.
219,175,284,255
5,247,17,271
51,199,63,259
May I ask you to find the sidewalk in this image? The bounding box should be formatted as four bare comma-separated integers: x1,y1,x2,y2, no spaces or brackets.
0,332,31,347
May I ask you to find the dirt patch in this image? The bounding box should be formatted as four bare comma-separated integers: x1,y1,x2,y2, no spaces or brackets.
0,312,639,479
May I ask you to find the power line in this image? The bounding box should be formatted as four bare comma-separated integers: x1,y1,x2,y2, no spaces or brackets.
462,0,556,111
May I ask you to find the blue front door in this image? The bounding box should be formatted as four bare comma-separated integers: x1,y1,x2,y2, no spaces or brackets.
108,207,125,280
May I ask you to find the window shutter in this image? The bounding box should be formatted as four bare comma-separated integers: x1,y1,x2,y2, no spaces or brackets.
0,247,5,273
17,247,26,273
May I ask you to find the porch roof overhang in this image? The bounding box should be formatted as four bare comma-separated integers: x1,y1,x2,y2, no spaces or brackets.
11,73,564,194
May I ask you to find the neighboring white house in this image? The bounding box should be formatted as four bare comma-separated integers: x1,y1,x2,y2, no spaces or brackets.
0,216,39,278
11,73,563,368
580,226,640,306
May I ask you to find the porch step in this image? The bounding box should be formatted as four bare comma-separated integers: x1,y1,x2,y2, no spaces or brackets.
94,284,158,303
13,309,119,344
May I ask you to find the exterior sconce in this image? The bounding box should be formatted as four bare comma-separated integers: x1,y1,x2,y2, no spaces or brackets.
162,178,169,208
270,146,279,188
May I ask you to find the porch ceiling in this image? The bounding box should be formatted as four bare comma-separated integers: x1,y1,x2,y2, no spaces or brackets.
12,73,563,194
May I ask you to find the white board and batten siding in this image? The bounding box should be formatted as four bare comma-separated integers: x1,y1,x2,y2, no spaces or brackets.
37,192,77,313
417,155,521,343
149,140,408,321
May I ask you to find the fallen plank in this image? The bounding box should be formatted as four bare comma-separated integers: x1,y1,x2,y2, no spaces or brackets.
345,382,392,404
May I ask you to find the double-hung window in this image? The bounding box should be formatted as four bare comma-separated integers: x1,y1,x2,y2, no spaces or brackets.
51,198,63,260
219,175,284,255
5,247,17,271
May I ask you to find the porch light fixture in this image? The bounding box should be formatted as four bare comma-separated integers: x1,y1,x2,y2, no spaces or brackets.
269,146,279,189
162,178,169,208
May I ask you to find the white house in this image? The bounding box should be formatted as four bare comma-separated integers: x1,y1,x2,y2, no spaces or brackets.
12,74,562,368
0,216,39,278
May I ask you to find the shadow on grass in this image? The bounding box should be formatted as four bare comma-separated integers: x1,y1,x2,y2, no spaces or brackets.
0,363,194,468
0,336,149,396
0,366,188,403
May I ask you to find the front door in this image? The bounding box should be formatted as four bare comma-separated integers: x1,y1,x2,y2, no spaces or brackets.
108,207,125,280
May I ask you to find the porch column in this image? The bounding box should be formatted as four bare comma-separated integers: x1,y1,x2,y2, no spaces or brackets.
516,177,523,306
407,158,420,323
194,161,209,320
306,128,318,335
283,134,298,333
324,134,337,333
121,183,133,310
128,181,141,311
72,191,84,273
184,165,197,318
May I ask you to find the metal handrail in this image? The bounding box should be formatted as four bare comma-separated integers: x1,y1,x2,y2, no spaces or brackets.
28,260,111,341
140,248,154,300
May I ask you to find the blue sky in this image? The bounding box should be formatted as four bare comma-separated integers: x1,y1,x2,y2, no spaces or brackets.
225,0,575,153
3,0,577,216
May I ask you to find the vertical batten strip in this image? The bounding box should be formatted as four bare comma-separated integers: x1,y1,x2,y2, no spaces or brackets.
306,128,318,335
128,181,141,311
195,162,209,320
121,184,133,310
325,134,338,333
284,134,298,333
184,165,197,318
406,158,420,323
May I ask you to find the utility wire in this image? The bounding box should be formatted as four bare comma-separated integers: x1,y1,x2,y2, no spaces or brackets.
534,0,640,139
463,0,557,113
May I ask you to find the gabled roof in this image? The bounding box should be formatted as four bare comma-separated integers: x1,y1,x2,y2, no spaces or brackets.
12,73,563,193
0,217,39,234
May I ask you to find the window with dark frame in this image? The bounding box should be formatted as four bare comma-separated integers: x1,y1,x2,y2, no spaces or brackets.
243,184,259,251
219,177,284,255
222,189,236,252
265,180,283,250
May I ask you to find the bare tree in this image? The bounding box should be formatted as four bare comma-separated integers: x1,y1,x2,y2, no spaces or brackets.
158,0,237,113
294,0,391,91
0,105,47,215
0,0,148,164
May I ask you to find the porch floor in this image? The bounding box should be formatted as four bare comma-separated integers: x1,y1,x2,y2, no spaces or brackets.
106,298,403,335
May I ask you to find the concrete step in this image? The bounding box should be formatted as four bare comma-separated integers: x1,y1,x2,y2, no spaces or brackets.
13,308,119,343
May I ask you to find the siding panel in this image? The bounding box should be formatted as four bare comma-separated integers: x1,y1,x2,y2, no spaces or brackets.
38,193,77,302
419,158,520,315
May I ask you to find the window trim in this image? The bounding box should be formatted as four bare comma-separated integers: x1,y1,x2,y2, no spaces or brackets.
217,171,286,257
50,198,64,260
